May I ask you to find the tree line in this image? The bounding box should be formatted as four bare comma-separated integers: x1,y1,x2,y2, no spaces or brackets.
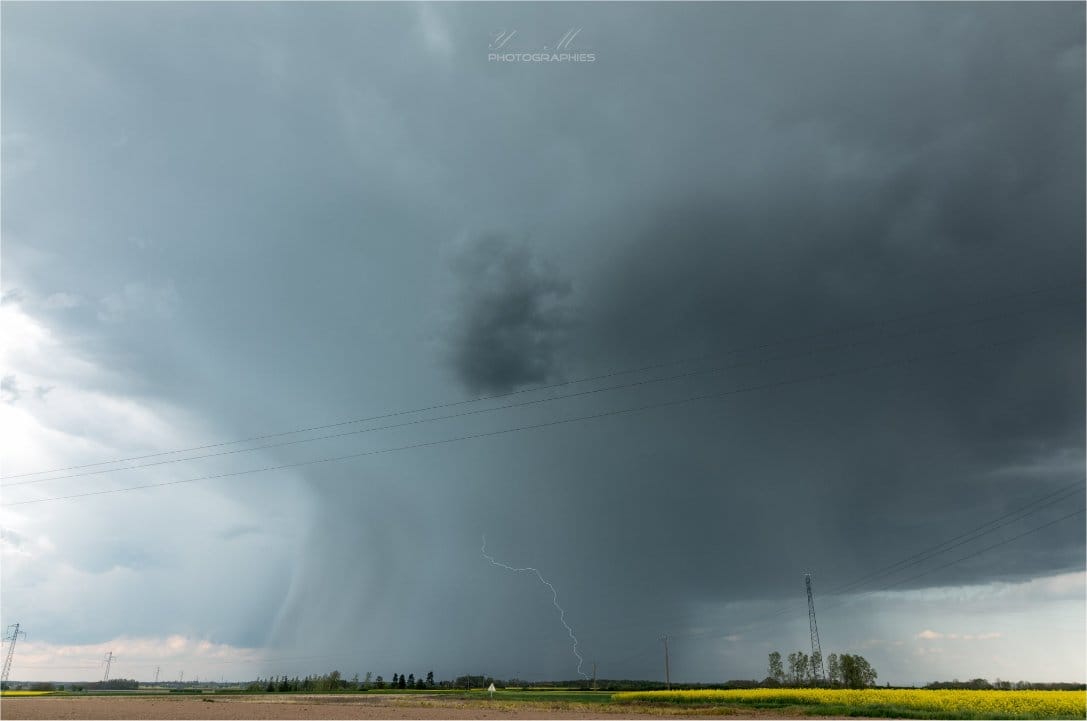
924,679,1085,691
766,650,877,688
247,670,440,693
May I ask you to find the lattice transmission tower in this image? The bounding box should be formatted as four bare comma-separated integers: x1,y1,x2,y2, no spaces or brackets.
103,651,114,682
805,573,826,683
2,623,27,685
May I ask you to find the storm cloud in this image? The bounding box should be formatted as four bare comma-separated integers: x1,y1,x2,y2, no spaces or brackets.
447,235,573,394
1,1,1083,687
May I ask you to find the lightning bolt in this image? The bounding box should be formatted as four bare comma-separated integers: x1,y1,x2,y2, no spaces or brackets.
481,535,589,679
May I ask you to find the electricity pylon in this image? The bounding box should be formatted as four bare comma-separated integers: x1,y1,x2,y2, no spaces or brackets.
103,652,114,682
659,635,671,690
805,573,826,683
2,623,27,684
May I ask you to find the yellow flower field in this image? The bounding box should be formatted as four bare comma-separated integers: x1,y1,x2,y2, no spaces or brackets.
0,690,55,696
612,688,1087,719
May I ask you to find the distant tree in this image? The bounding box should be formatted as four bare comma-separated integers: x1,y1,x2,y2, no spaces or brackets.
415,676,425,690
391,673,399,687
826,653,841,686
398,673,407,689
786,652,800,685
768,652,785,685
787,651,811,686
426,671,434,688
811,651,823,683
375,675,385,689
364,672,373,689
838,654,877,688
407,674,415,688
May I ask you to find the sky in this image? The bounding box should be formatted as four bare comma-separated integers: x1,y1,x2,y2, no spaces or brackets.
1,2,1084,687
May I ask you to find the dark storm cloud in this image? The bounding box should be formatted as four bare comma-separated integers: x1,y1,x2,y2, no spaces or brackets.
3,0,1083,685
429,0,1086,608
447,235,573,394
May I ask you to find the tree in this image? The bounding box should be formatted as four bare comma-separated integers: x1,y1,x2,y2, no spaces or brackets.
838,654,877,688
811,651,823,684
786,651,812,686
786,652,800,685
391,673,399,688
398,673,407,690
827,653,841,686
375,675,385,689
426,671,434,688
768,652,785,685
407,674,415,688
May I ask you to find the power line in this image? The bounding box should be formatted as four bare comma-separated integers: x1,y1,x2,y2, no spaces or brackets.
642,503,1085,665
832,506,1086,605
7,296,1074,490
589,480,1084,644
659,481,1084,645
3,327,1074,508
5,279,1079,483
821,483,1085,598
19,490,1079,678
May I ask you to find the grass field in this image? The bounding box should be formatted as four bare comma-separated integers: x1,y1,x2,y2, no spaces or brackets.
613,688,1087,719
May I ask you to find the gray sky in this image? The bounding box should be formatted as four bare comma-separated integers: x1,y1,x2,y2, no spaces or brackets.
1,2,1084,686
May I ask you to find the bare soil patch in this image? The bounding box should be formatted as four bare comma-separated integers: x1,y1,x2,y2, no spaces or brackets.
0,694,807,720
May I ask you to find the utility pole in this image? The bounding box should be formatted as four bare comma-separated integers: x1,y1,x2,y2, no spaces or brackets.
178,671,184,688
154,666,160,684
102,652,114,683
2,623,27,685
591,662,597,691
659,635,671,690
805,573,826,683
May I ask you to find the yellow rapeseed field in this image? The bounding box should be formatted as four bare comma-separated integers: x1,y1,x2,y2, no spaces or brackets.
612,688,1087,719
0,690,55,696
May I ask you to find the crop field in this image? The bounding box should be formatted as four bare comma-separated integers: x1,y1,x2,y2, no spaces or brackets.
614,688,1087,719
3,688,1086,719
